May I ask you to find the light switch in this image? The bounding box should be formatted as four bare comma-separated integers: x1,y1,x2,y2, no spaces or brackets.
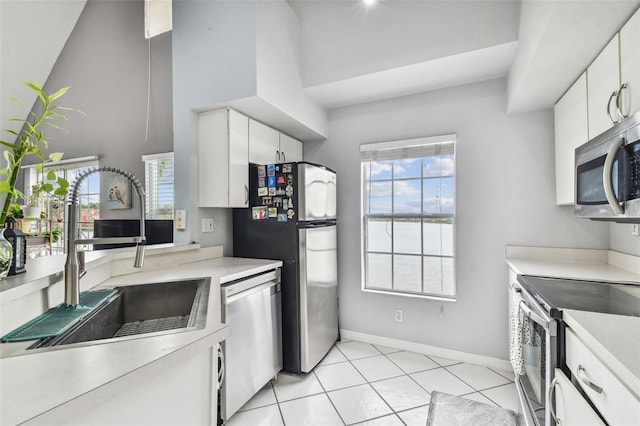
175,209,186,230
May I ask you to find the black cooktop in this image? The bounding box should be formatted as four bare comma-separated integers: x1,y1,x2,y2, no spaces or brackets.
518,275,640,319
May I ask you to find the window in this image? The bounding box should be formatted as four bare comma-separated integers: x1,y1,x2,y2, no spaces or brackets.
143,152,174,219
361,135,456,300
24,156,100,254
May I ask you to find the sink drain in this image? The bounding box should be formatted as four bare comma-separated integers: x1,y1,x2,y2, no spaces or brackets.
113,315,190,337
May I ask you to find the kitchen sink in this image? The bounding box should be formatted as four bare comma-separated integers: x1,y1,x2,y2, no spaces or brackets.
30,278,210,349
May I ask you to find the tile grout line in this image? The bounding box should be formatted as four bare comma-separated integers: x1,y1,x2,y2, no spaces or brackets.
311,365,348,425
335,342,404,425
231,341,516,424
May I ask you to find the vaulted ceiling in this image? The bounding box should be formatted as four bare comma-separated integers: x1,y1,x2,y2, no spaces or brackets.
2,0,640,136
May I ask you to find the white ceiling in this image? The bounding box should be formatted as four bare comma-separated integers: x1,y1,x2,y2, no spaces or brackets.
289,0,640,112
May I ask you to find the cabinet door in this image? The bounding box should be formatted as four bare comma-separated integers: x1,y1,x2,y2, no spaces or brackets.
198,109,229,207
553,369,605,426
279,133,303,162
588,35,621,138
565,328,640,425
228,110,249,207
620,7,640,118
554,72,588,205
249,119,279,165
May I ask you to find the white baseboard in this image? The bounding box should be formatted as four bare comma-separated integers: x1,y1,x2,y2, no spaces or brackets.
340,329,512,372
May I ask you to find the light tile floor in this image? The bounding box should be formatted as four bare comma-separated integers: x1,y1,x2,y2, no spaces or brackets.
226,340,518,426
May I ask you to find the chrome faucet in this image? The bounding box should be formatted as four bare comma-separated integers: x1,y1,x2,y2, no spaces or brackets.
64,166,146,307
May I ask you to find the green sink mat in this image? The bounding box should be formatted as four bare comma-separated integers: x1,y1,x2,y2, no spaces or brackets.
1,289,118,343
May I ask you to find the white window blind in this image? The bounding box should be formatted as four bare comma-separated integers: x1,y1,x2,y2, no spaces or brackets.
143,152,174,219
361,135,456,300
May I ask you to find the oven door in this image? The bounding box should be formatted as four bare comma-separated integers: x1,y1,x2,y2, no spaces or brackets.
512,282,557,426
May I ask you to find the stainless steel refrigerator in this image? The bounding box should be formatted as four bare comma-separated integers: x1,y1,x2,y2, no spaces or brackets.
233,162,338,374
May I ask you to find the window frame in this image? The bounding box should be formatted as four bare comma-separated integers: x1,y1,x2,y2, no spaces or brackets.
142,152,174,220
360,135,457,301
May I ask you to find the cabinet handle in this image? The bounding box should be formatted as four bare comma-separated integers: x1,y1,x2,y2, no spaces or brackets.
577,364,603,394
607,90,619,125
276,150,281,162
217,343,225,390
244,185,249,206
549,377,560,425
616,82,629,121
281,151,286,162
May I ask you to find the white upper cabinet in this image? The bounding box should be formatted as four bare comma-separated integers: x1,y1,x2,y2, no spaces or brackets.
587,35,621,139
198,108,249,208
620,7,640,118
249,119,280,165
249,119,303,164
555,72,588,205
279,133,303,162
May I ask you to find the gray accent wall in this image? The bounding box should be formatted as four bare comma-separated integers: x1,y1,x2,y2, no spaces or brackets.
304,78,610,360
36,0,173,219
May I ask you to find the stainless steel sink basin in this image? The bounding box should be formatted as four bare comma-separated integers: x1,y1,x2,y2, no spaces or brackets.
30,278,210,349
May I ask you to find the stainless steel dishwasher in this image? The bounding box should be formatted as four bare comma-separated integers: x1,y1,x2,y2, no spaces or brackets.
219,269,282,422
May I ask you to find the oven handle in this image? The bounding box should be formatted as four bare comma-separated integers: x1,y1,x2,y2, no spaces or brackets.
603,137,624,215
548,377,559,425
519,300,551,332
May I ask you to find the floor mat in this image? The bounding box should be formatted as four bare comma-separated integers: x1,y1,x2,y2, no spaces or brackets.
427,391,518,426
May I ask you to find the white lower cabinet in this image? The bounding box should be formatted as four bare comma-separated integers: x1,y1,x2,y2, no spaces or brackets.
32,343,220,425
565,328,640,426
553,368,604,426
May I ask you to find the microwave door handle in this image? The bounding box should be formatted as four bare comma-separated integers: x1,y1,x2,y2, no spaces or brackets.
603,137,625,215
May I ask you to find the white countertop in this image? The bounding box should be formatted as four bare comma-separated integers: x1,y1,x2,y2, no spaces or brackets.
506,246,640,283
506,245,640,400
563,310,640,399
0,254,282,425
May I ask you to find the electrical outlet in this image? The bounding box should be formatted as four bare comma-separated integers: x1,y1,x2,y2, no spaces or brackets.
175,209,186,231
632,224,639,236
394,309,403,322
202,218,214,233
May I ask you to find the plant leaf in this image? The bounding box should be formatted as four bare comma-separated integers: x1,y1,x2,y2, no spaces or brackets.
48,86,69,102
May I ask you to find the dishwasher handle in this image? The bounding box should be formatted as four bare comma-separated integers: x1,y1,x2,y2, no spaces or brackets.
224,280,279,304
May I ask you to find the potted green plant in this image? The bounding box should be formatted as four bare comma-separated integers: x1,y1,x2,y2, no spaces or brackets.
0,81,79,277
24,183,44,218
0,81,76,225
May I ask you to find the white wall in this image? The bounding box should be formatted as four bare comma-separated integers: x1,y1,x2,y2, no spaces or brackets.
1,0,86,136
304,78,610,360
172,0,257,251
290,0,519,87
255,0,327,139
610,224,640,256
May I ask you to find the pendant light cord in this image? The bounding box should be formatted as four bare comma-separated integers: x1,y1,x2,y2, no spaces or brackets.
145,37,151,143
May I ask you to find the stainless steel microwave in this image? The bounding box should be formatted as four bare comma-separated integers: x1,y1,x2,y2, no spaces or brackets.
575,111,640,222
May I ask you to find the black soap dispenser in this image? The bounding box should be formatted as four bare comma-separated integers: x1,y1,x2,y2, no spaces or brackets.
5,217,26,275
